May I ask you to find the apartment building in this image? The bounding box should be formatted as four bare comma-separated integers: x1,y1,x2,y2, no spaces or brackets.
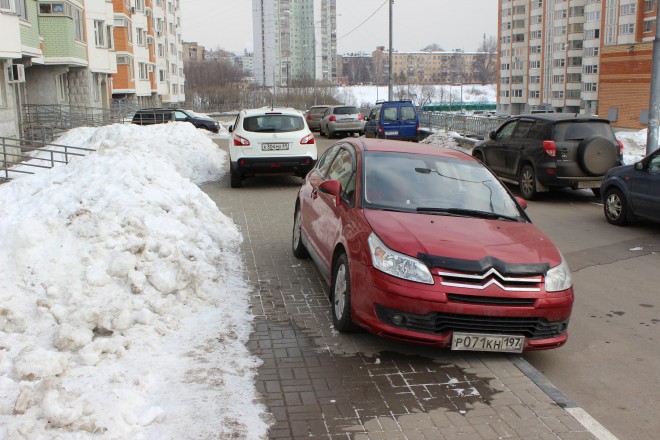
370,47,495,86
0,0,184,139
252,0,337,87
497,0,657,129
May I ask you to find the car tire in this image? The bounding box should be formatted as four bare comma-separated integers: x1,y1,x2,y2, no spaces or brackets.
519,164,537,200
230,169,242,188
292,205,309,258
319,126,326,137
328,130,335,139
359,131,365,136
604,188,628,226
578,136,619,176
331,253,358,332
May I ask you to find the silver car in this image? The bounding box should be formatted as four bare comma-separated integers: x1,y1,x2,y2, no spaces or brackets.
305,105,330,131
319,105,365,138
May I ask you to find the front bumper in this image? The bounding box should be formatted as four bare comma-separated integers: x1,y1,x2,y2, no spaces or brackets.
349,261,573,351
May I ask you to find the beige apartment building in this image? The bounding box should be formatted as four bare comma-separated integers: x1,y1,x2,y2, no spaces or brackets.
497,0,657,129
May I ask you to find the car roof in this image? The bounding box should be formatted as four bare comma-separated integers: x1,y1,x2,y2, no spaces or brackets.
512,113,609,122
240,107,302,116
355,138,473,161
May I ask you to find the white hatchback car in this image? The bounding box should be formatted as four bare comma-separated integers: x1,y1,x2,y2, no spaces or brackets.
228,107,317,188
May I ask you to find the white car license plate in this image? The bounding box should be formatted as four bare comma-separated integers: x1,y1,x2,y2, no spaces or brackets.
262,143,289,151
385,130,399,135
451,332,524,353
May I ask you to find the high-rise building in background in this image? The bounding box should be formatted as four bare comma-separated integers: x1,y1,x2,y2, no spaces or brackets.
497,0,657,129
253,0,337,87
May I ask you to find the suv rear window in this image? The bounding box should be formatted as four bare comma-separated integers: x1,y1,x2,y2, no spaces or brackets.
401,106,416,121
553,121,614,141
309,107,328,116
334,106,359,115
243,115,305,133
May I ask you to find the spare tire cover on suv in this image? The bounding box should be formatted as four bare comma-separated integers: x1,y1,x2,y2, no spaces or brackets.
577,136,619,176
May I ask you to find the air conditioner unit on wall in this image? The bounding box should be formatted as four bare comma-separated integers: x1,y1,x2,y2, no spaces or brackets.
7,64,25,83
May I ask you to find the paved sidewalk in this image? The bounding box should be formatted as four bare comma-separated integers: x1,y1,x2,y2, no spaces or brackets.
202,173,598,440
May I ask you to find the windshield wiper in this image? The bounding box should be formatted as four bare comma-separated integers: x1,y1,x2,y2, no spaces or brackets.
416,207,519,222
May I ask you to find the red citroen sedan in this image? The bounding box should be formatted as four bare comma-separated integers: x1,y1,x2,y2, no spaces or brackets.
292,138,574,352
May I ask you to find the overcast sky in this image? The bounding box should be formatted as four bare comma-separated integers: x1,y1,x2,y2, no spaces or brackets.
180,0,498,55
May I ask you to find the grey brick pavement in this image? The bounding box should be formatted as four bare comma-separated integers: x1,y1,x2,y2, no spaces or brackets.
202,170,597,440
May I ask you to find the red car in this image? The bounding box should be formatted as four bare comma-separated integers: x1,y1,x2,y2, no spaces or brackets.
292,138,574,352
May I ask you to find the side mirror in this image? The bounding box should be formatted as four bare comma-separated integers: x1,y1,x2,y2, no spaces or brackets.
228,125,234,133
489,131,497,140
319,180,342,206
635,162,644,171
515,197,527,210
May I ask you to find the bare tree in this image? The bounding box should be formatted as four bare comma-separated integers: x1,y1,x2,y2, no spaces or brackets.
473,35,498,85
421,43,444,51
419,84,436,106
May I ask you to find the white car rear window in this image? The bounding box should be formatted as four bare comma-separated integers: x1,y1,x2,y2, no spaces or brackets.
243,115,305,133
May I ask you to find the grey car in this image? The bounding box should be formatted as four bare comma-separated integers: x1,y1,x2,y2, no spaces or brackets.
305,105,330,131
319,105,365,138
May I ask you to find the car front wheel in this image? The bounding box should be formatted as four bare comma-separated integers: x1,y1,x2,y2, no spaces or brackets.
519,164,537,200
331,253,357,332
604,188,628,226
292,205,309,258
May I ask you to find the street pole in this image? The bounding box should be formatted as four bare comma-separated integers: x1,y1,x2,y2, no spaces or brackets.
313,26,317,105
388,0,393,100
646,0,660,154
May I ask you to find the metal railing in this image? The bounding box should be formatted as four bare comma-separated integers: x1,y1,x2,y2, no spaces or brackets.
420,112,508,138
1,137,95,181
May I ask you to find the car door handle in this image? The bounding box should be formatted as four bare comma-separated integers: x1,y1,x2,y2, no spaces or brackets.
311,189,318,199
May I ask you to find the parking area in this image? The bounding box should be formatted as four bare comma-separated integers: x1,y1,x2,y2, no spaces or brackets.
201,137,610,439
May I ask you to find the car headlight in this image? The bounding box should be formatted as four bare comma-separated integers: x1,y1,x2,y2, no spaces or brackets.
368,233,434,284
545,256,573,292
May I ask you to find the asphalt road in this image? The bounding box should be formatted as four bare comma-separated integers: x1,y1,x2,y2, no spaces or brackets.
217,132,660,440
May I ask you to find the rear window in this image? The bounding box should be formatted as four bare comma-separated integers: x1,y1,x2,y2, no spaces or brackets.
333,106,359,115
553,121,614,141
243,114,305,133
309,107,328,116
401,106,417,121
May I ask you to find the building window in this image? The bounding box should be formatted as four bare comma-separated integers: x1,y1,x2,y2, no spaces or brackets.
513,33,525,42
135,0,144,11
500,76,510,84
136,27,146,46
500,90,510,98
512,89,523,98
583,64,598,74
501,35,511,44
554,9,567,19
586,11,601,21
531,30,542,39
56,73,68,102
567,73,582,82
530,60,541,68
94,20,105,47
554,42,566,51
552,90,564,99
532,14,543,24
138,62,148,80
619,23,635,35
644,19,656,33
584,47,599,57
555,26,567,35
552,74,565,84
529,90,540,98
92,73,100,101
530,75,541,83
106,25,114,49
73,7,84,41
553,58,566,67
500,63,510,70
585,29,600,39
645,0,655,12
501,22,512,31
620,3,636,15
39,2,67,14
583,82,597,92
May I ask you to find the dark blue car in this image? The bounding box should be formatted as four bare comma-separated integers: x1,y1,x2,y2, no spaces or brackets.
601,148,660,225
364,100,419,141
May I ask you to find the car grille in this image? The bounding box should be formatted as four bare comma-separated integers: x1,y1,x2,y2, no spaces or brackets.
438,268,543,292
375,305,568,339
446,294,536,306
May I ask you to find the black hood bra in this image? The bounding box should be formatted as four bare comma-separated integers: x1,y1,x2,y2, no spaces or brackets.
418,253,550,276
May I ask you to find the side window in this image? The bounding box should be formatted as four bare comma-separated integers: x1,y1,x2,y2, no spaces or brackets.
513,120,534,138
316,145,340,177
174,111,187,121
401,106,416,121
496,121,518,140
368,107,378,120
327,147,356,205
648,153,660,172
382,107,398,122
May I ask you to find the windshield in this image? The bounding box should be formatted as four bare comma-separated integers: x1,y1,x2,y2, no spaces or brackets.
243,115,305,133
363,152,524,221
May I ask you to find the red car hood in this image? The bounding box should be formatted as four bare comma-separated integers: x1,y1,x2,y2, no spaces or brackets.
364,210,561,267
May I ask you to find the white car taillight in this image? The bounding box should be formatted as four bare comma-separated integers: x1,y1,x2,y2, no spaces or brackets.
233,134,250,146
300,133,315,145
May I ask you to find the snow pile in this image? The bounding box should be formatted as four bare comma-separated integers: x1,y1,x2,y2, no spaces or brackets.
0,123,270,439
420,130,462,151
616,129,648,164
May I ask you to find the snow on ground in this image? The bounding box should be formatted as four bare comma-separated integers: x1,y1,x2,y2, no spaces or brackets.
337,84,496,108
0,122,270,439
616,129,649,164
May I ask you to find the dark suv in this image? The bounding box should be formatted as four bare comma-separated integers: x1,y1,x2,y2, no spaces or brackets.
472,114,623,199
131,108,220,133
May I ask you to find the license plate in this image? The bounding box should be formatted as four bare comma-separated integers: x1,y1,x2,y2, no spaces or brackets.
262,143,289,151
451,332,524,353
385,130,399,135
